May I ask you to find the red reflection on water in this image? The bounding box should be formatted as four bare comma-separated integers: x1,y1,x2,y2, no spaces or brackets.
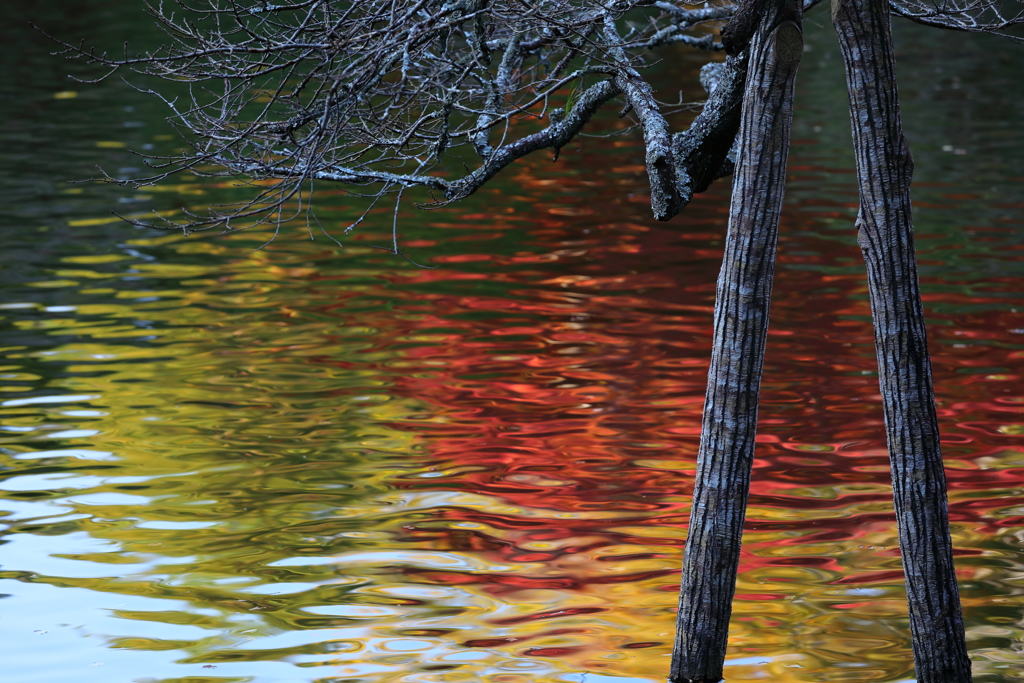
311,155,1022,665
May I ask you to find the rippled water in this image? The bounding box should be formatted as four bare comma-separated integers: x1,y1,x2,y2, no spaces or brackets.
2,4,1024,683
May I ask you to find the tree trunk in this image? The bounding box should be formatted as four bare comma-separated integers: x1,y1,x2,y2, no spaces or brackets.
831,0,972,681
669,2,803,681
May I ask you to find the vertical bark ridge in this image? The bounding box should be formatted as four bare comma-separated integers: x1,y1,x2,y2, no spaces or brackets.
670,2,802,681
831,0,972,681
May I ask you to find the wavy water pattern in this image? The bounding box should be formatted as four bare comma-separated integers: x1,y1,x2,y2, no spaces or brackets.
2,5,1024,683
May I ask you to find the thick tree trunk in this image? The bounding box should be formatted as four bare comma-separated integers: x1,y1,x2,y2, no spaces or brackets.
831,1,972,681
669,2,803,681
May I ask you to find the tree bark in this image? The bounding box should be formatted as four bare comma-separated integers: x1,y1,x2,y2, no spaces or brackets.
669,1,803,681
831,0,972,681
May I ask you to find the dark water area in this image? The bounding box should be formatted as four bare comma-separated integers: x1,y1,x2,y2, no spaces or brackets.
1,3,1023,682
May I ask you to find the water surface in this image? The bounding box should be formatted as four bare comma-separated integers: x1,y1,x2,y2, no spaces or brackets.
2,4,1024,683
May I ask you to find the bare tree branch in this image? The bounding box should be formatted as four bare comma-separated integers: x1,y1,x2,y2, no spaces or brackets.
53,0,747,237
54,0,1012,242
889,0,1024,37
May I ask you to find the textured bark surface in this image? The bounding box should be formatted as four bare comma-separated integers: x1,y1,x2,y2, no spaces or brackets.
669,2,802,681
832,0,972,681
672,54,748,197
720,0,763,56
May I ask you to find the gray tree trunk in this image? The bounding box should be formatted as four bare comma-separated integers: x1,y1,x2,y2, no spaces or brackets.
832,0,972,681
669,1,803,681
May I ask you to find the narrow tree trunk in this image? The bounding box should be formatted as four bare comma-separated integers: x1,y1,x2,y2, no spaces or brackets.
670,2,803,681
831,1,972,681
